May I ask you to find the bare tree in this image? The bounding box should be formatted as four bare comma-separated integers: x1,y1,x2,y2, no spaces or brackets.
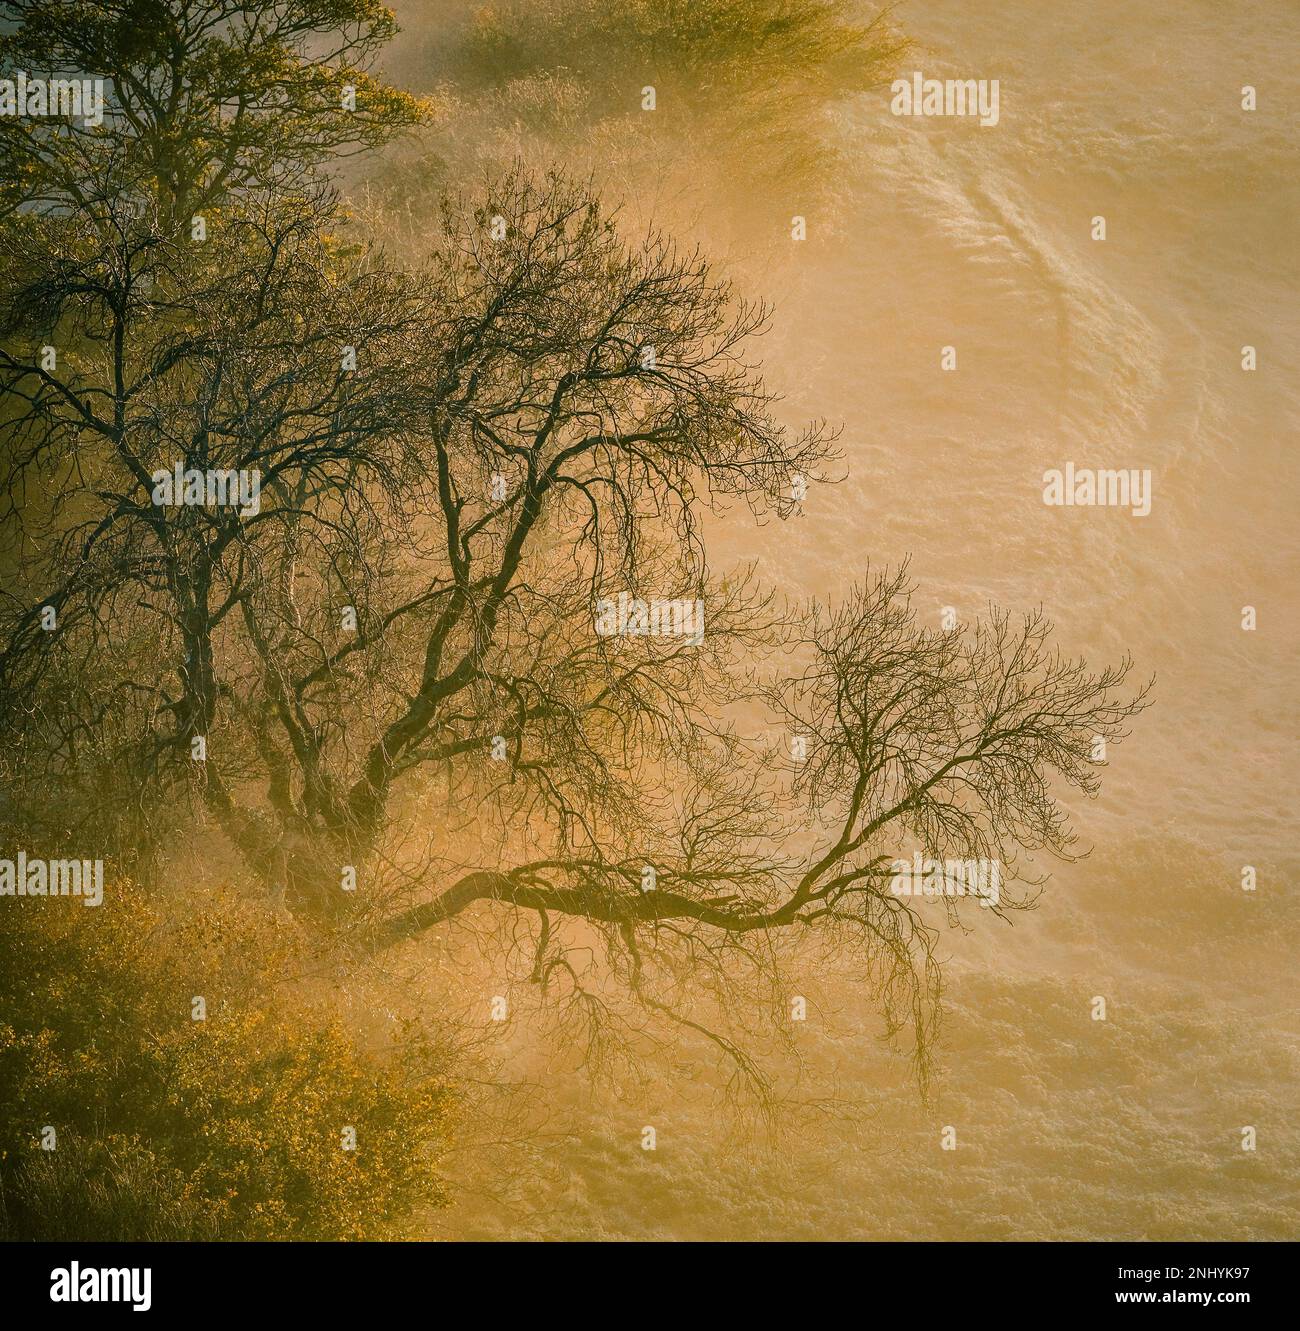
0,1,1149,1090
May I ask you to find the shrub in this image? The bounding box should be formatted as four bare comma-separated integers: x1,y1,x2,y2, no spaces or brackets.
456,0,904,102
426,0,910,196
0,884,454,1240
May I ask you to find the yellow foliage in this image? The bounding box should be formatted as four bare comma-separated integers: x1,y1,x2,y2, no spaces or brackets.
0,885,454,1240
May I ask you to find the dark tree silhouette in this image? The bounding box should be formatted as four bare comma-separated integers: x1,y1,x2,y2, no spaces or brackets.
0,0,1149,1089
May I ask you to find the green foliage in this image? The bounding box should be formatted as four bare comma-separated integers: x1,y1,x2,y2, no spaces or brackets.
0,884,455,1239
